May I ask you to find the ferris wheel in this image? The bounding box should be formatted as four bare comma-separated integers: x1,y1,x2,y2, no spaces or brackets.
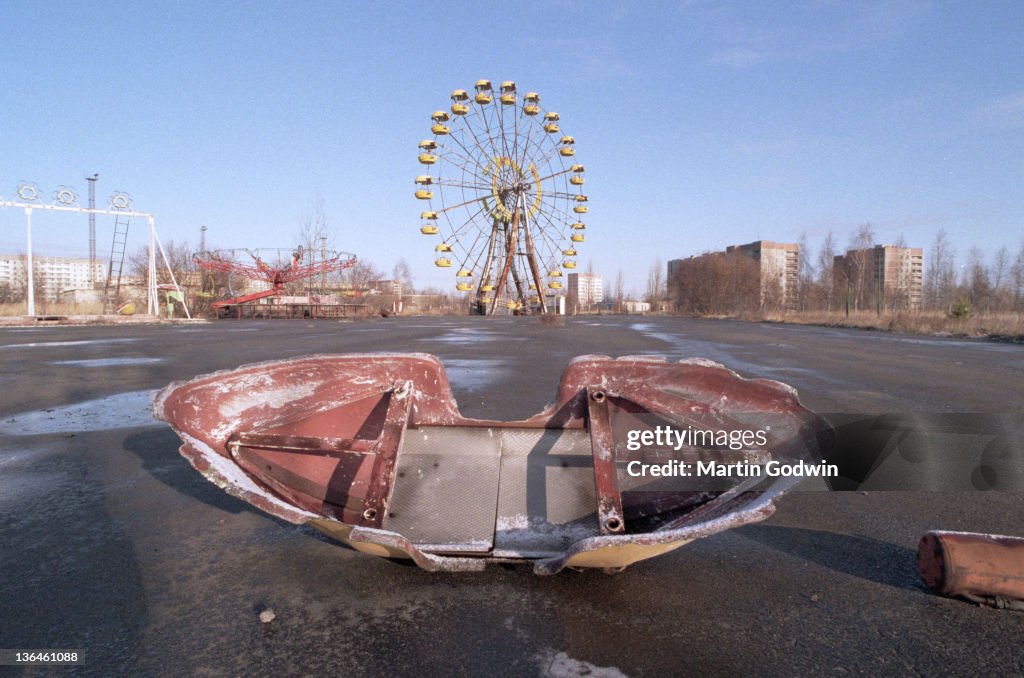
415,80,588,315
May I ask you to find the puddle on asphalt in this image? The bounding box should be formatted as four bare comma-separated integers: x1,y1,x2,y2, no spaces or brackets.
0,390,160,436
0,338,140,349
629,323,763,373
441,358,510,392
49,358,164,367
428,328,500,344
428,327,527,345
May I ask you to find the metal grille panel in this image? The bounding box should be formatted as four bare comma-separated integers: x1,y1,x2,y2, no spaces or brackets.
383,427,502,552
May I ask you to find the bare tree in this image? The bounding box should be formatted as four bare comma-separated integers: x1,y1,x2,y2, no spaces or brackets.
392,258,414,296
128,240,193,287
991,246,1010,311
669,251,759,316
1012,239,1024,311
847,224,875,311
796,232,813,311
124,240,196,315
646,258,663,310
345,259,383,288
926,229,957,311
297,193,332,295
614,269,625,314
966,247,993,313
816,231,836,312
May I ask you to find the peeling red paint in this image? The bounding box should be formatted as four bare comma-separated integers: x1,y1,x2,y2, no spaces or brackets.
155,353,832,573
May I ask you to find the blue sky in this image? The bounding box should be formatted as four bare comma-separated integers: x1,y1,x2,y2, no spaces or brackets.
1,0,1021,295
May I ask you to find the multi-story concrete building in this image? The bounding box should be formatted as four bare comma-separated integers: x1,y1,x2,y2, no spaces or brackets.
725,241,801,309
669,240,801,310
567,272,603,307
0,255,106,301
833,244,923,311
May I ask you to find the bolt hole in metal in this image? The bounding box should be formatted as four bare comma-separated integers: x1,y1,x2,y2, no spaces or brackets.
605,517,623,532
363,508,378,521
592,390,606,403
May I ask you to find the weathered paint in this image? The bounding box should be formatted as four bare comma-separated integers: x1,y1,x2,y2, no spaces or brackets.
154,353,831,574
918,531,1024,610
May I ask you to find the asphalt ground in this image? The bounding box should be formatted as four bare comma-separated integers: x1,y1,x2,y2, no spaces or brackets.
0,316,1022,676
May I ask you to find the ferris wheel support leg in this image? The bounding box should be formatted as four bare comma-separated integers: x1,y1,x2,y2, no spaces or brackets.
477,221,500,309
491,210,519,316
521,203,548,314
509,260,526,310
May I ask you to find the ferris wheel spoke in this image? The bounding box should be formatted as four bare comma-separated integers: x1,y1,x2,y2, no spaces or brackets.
468,103,499,165
439,145,491,181
446,201,491,241
477,100,505,161
438,148,486,176
483,104,515,172
540,195,578,216
532,167,575,184
531,142,570,172
518,126,555,171
534,222,570,262
435,178,494,191
434,194,490,215
453,224,486,266
450,125,496,181
535,199,577,225
496,101,516,167
448,155,492,192
510,103,522,175
533,206,576,248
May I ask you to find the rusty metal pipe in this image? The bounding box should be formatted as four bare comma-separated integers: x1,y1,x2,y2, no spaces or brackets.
917,531,1024,609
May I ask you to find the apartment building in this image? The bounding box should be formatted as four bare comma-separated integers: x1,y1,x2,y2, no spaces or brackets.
725,241,801,309
833,244,924,310
567,272,603,307
0,255,106,301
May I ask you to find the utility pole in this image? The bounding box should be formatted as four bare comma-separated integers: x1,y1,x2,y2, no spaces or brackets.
86,173,99,285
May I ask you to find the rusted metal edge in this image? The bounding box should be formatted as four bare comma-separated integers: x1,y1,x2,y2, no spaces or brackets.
177,431,317,525
918,530,1024,611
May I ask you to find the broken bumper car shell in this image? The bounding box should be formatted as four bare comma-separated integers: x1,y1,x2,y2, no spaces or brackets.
154,354,832,574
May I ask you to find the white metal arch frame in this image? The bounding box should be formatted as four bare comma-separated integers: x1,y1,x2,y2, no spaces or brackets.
0,182,189,318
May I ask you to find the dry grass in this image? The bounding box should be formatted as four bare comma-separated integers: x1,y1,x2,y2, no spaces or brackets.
0,302,105,317
759,310,1024,341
